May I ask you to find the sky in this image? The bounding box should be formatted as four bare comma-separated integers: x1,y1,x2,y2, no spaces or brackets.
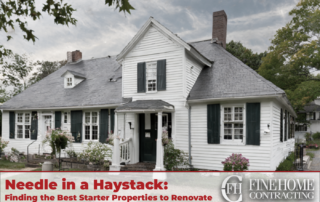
1,0,300,62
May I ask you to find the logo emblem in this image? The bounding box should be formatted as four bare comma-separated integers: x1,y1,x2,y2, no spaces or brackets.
221,175,242,202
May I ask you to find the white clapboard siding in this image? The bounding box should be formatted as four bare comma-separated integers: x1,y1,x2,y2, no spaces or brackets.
190,100,273,171
270,100,294,170
185,53,203,97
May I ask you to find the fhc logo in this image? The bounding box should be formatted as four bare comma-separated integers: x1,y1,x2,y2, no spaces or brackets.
221,175,243,202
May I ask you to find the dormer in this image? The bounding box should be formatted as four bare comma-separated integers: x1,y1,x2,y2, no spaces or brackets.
61,70,86,88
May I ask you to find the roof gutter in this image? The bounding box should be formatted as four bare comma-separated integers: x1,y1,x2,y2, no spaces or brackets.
1,103,122,111
188,93,297,118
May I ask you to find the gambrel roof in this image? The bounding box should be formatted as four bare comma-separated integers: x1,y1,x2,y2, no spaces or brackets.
188,39,285,100
0,56,126,110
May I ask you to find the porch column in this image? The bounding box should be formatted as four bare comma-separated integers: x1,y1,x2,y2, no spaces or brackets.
110,112,121,171
154,111,165,171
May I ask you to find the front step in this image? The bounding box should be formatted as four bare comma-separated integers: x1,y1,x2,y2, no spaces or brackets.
120,162,155,171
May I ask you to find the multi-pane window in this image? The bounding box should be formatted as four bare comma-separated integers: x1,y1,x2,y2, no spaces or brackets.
84,112,99,140
16,112,31,139
295,125,307,132
64,112,68,123
146,62,157,92
67,77,72,86
223,106,244,141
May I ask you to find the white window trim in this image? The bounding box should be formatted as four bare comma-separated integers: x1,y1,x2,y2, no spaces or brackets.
220,104,246,145
63,112,70,124
146,61,157,93
15,112,31,140
83,111,99,141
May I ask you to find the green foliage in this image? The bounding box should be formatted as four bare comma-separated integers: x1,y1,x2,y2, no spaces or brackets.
312,132,320,139
29,60,67,85
42,129,74,155
105,0,135,14
276,153,294,171
305,132,312,142
226,40,267,71
79,142,112,165
164,140,189,171
65,149,78,158
258,0,320,113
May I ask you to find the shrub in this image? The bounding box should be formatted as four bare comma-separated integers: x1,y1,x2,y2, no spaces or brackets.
79,142,112,165
312,132,320,139
65,149,77,158
105,133,114,146
164,140,189,171
306,144,319,150
276,153,294,171
42,129,74,155
305,132,312,142
5,148,20,162
222,154,250,171
0,137,9,153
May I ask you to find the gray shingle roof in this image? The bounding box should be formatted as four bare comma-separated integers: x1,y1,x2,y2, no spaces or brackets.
302,101,320,113
1,56,125,110
61,70,86,79
116,100,174,111
188,40,285,100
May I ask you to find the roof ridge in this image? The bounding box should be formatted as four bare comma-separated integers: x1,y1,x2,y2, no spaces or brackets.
213,43,284,94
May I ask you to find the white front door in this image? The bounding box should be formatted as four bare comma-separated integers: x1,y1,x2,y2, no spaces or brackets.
44,115,52,133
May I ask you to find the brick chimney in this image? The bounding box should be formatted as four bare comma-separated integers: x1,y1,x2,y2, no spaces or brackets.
67,50,82,63
212,10,227,49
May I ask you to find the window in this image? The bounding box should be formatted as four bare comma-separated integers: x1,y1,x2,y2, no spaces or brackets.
146,62,157,92
67,78,72,87
223,106,244,142
64,112,68,123
84,111,99,140
295,124,307,132
16,112,31,139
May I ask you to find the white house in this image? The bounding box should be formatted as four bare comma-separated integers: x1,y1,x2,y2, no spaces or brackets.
295,98,320,139
0,10,296,171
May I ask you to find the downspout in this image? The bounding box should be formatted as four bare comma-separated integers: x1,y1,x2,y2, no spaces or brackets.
188,105,192,165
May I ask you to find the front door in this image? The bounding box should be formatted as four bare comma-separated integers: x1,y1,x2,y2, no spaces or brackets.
139,114,157,162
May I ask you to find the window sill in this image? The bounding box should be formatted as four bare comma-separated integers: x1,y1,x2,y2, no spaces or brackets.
220,142,245,146
146,91,157,94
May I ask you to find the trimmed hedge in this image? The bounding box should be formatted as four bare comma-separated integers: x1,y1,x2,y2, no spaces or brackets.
312,132,320,139
276,153,294,171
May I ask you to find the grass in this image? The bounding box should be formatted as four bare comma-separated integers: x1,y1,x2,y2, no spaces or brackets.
306,152,315,160
32,168,85,171
0,160,25,170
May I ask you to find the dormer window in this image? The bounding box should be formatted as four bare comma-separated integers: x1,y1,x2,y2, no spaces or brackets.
61,70,86,89
67,78,73,87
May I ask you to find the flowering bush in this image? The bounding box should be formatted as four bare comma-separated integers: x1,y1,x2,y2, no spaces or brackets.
162,129,169,146
0,137,9,152
5,147,21,162
65,149,78,158
222,153,250,171
79,142,112,165
306,144,319,149
105,132,114,146
42,129,74,155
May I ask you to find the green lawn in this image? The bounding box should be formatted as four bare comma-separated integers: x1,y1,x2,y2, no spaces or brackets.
0,160,25,170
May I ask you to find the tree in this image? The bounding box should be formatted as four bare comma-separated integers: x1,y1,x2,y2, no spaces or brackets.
0,53,34,95
226,40,267,71
29,60,67,84
0,0,134,61
258,0,320,112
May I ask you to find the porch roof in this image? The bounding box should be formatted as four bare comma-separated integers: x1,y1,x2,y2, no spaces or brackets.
115,100,174,112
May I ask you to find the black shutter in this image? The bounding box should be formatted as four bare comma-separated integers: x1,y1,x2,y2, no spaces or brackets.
137,62,146,93
99,109,109,143
207,104,220,144
157,59,166,91
284,110,287,141
246,103,260,146
168,113,172,139
110,109,115,133
71,110,82,143
31,111,38,140
314,112,316,120
280,109,283,142
9,112,15,139
55,111,62,129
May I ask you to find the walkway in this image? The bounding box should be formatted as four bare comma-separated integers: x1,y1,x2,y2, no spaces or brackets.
307,150,320,171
